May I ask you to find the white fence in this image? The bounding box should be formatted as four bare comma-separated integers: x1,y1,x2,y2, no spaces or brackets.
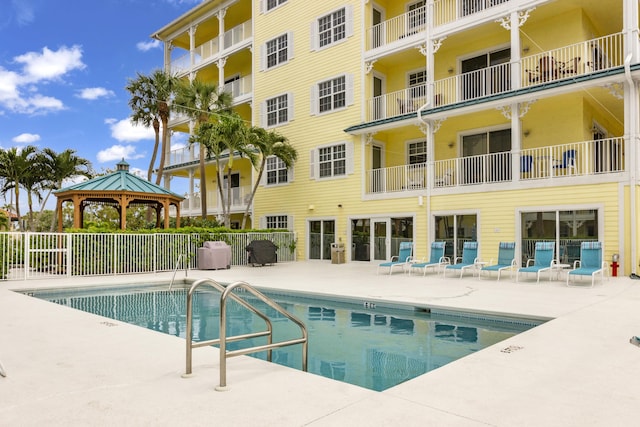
0,231,296,281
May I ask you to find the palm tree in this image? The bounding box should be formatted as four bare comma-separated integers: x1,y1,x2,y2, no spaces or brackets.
241,127,297,229
0,145,38,229
173,79,233,219
40,148,92,231
202,113,257,227
126,70,177,186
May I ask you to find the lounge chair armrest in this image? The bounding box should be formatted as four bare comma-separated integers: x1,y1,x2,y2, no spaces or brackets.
526,259,534,267
440,256,451,265
511,259,518,268
390,256,398,262
454,256,462,264
573,260,581,268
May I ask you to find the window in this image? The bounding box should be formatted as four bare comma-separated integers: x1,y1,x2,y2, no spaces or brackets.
408,141,426,164
266,94,289,126
266,34,289,69
266,156,289,185
310,141,354,179
311,6,353,50
319,8,345,48
266,215,288,229
319,144,346,178
266,0,287,11
319,76,346,113
311,73,354,115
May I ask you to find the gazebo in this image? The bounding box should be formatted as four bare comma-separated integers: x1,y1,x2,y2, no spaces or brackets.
54,160,184,231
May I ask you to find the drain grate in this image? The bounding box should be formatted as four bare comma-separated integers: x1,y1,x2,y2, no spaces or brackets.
500,345,523,353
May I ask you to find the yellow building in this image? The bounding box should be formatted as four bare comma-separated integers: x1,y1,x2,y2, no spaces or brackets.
153,0,638,275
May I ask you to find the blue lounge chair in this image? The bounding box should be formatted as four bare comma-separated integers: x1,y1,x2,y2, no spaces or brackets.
377,241,413,275
409,241,449,276
444,241,478,278
480,242,517,280
567,242,607,287
517,241,556,283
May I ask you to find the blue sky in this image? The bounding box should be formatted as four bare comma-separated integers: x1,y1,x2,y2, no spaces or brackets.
0,0,200,209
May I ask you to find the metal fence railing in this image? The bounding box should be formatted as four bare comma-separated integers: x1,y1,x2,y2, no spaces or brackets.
0,231,296,281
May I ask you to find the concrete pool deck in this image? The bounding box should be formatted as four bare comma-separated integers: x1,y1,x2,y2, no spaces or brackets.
1,261,640,426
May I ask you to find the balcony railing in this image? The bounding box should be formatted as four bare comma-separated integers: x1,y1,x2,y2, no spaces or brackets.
169,20,252,75
365,163,427,194
366,33,624,122
168,144,197,166
521,33,623,87
180,185,253,214
366,1,511,50
366,138,625,195
224,74,252,100
366,5,426,50
433,0,510,27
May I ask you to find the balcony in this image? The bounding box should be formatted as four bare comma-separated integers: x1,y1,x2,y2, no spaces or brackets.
179,185,253,216
365,137,625,195
224,74,252,104
365,33,624,122
366,0,510,52
169,20,252,75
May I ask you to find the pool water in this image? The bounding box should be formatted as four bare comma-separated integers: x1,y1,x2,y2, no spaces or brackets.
27,284,540,391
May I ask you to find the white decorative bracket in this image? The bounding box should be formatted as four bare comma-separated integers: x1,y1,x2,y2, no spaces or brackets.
365,60,377,74
432,37,446,54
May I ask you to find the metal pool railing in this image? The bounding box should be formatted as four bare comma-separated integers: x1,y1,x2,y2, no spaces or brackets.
183,278,308,391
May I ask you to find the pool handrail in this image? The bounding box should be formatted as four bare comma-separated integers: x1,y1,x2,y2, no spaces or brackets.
168,254,188,291
183,278,308,391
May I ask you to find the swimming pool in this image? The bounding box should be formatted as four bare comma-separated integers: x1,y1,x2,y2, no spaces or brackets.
26,283,541,391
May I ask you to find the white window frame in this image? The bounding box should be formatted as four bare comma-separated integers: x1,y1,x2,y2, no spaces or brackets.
261,32,293,71
262,93,292,128
406,139,427,165
265,214,289,229
310,74,354,116
262,0,287,13
265,156,291,186
310,5,353,51
309,141,354,180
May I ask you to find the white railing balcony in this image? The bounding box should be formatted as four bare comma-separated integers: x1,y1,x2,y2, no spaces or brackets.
365,163,426,194
224,74,252,100
434,61,511,106
521,33,623,87
366,6,426,51
366,138,625,195
365,33,624,122
520,137,625,180
367,85,427,122
223,20,252,50
167,19,251,75
168,144,198,167
433,0,510,27
180,185,252,215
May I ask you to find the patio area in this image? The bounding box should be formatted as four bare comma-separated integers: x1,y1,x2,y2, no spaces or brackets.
1,261,640,426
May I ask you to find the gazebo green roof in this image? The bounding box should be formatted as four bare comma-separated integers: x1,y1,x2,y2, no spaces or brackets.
56,160,183,199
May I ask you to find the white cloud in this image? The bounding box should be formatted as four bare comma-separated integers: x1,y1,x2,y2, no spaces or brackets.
0,45,84,115
136,39,161,52
14,45,85,83
26,94,64,114
129,167,147,178
12,133,40,144
96,145,145,163
77,87,115,100
106,117,155,142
